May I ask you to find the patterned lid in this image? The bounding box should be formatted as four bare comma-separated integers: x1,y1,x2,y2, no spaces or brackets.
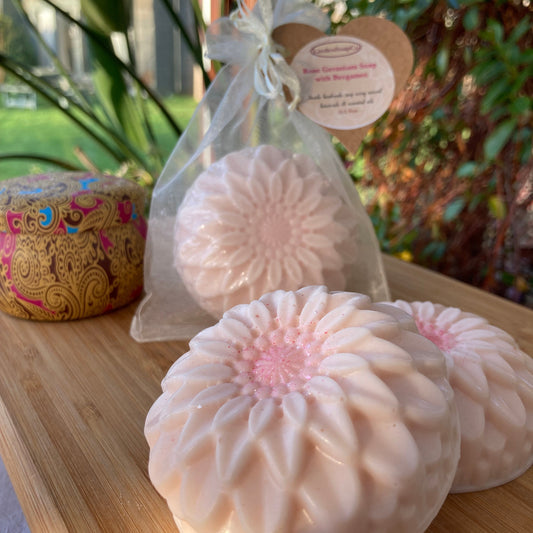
0,172,146,235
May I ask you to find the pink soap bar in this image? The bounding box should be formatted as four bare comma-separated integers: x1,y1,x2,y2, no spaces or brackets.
174,145,356,318
390,300,533,493
145,287,460,533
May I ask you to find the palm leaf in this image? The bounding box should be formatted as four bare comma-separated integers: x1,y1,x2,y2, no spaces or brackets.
0,153,83,171
0,53,127,164
80,0,151,154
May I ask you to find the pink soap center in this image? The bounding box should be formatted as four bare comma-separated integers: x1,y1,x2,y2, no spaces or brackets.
416,319,456,353
252,344,309,387
238,330,322,399
257,214,292,249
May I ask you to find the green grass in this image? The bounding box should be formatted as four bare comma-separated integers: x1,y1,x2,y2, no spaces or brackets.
0,95,197,180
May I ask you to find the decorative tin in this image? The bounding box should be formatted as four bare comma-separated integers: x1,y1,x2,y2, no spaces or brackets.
0,172,147,321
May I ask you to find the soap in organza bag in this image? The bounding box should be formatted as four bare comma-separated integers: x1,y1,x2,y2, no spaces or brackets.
131,0,390,341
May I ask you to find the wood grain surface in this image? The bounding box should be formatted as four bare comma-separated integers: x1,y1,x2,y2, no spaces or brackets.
0,254,531,532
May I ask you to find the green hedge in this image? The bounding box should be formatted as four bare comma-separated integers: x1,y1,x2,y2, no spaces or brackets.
332,0,532,306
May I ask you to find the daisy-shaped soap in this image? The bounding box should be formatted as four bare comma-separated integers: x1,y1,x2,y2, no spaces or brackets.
390,300,533,493
174,145,355,318
146,287,460,533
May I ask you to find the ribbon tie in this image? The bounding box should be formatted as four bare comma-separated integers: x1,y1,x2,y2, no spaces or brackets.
207,0,329,111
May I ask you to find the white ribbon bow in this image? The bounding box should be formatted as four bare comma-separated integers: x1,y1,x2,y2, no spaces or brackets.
207,0,329,111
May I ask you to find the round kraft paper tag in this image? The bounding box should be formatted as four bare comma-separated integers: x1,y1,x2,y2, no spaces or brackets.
291,35,396,130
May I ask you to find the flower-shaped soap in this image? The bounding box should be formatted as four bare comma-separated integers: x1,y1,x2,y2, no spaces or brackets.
146,287,460,533
390,300,533,493
174,145,355,318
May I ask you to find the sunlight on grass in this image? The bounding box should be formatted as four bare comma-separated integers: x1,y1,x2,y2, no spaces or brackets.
0,95,197,180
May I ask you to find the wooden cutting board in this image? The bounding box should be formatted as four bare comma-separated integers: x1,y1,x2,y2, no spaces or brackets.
0,254,531,532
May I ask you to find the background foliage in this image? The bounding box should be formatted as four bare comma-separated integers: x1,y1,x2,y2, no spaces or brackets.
0,0,532,306
327,0,533,306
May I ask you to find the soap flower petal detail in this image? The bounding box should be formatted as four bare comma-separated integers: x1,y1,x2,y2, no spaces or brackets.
174,145,356,318
146,287,460,533
391,299,533,493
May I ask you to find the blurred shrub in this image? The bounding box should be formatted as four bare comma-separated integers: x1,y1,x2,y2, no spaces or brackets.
330,0,532,306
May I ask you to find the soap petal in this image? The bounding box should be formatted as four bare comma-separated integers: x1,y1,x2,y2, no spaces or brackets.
298,450,362,529
314,304,357,337
180,454,228,530
234,459,292,533
215,421,254,485
248,398,277,437
322,326,371,353
188,339,238,361
276,290,298,327
387,372,449,428
282,391,308,427
216,317,254,346
212,396,253,431
487,383,526,430
453,388,485,442
284,176,304,206
282,255,303,287
176,407,217,465
362,421,421,485
306,389,358,463
181,363,235,383
269,172,283,203
266,260,282,288
236,299,271,333
259,421,306,484
343,371,401,421
319,353,370,376
449,353,490,403
298,286,328,328
302,232,333,249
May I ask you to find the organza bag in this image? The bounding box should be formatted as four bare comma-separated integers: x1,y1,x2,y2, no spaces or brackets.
131,0,389,341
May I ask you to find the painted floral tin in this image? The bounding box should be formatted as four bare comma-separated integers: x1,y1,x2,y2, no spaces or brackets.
0,172,147,321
